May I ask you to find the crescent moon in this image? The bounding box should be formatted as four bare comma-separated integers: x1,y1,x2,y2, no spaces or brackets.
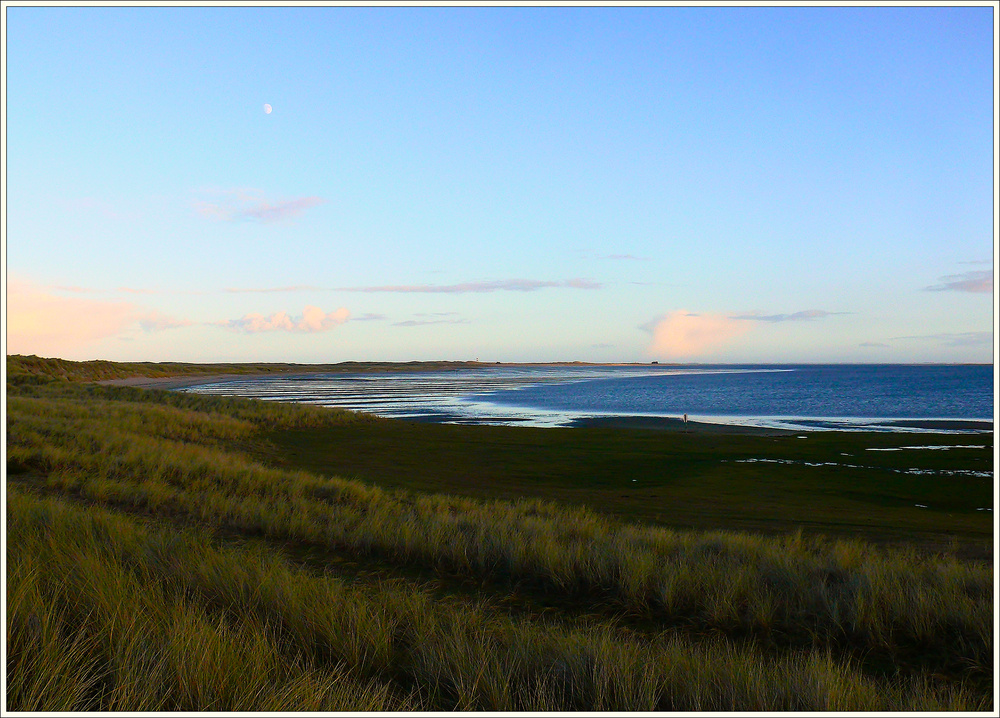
263,104,272,114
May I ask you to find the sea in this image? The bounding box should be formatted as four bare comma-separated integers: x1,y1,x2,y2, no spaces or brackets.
179,363,995,433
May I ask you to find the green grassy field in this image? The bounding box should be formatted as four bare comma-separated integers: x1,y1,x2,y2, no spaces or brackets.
5,355,995,711
258,420,993,556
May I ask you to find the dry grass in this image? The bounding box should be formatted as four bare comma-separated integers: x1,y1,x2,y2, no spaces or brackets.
7,488,987,711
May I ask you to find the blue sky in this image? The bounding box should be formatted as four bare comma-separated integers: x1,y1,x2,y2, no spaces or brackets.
4,4,995,363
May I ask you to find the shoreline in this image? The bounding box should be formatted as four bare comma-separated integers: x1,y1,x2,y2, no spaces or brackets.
565,415,993,434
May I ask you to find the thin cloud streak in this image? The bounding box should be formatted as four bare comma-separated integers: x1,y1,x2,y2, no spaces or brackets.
224,279,602,294
242,196,326,222
194,188,326,223
393,318,471,327
343,278,601,293
224,285,322,294
733,310,848,322
923,270,993,293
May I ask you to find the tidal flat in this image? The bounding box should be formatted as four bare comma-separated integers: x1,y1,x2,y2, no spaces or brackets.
6,355,994,711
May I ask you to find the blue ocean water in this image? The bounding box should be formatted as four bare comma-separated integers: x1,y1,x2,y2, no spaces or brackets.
475,364,994,423
182,364,994,432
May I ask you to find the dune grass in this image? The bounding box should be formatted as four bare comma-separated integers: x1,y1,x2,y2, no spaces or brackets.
7,487,987,712
5,357,994,711
6,352,487,383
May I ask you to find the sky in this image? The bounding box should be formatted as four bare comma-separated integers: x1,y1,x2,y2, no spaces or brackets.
3,3,996,364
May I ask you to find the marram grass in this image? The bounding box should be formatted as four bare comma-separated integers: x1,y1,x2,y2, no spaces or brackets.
6,364,994,711
6,488,987,712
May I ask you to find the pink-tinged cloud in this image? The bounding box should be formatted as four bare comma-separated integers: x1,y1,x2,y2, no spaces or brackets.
194,188,326,224
7,279,196,355
220,306,350,333
7,279,139,355
643,310,751,359
924,270,993,294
